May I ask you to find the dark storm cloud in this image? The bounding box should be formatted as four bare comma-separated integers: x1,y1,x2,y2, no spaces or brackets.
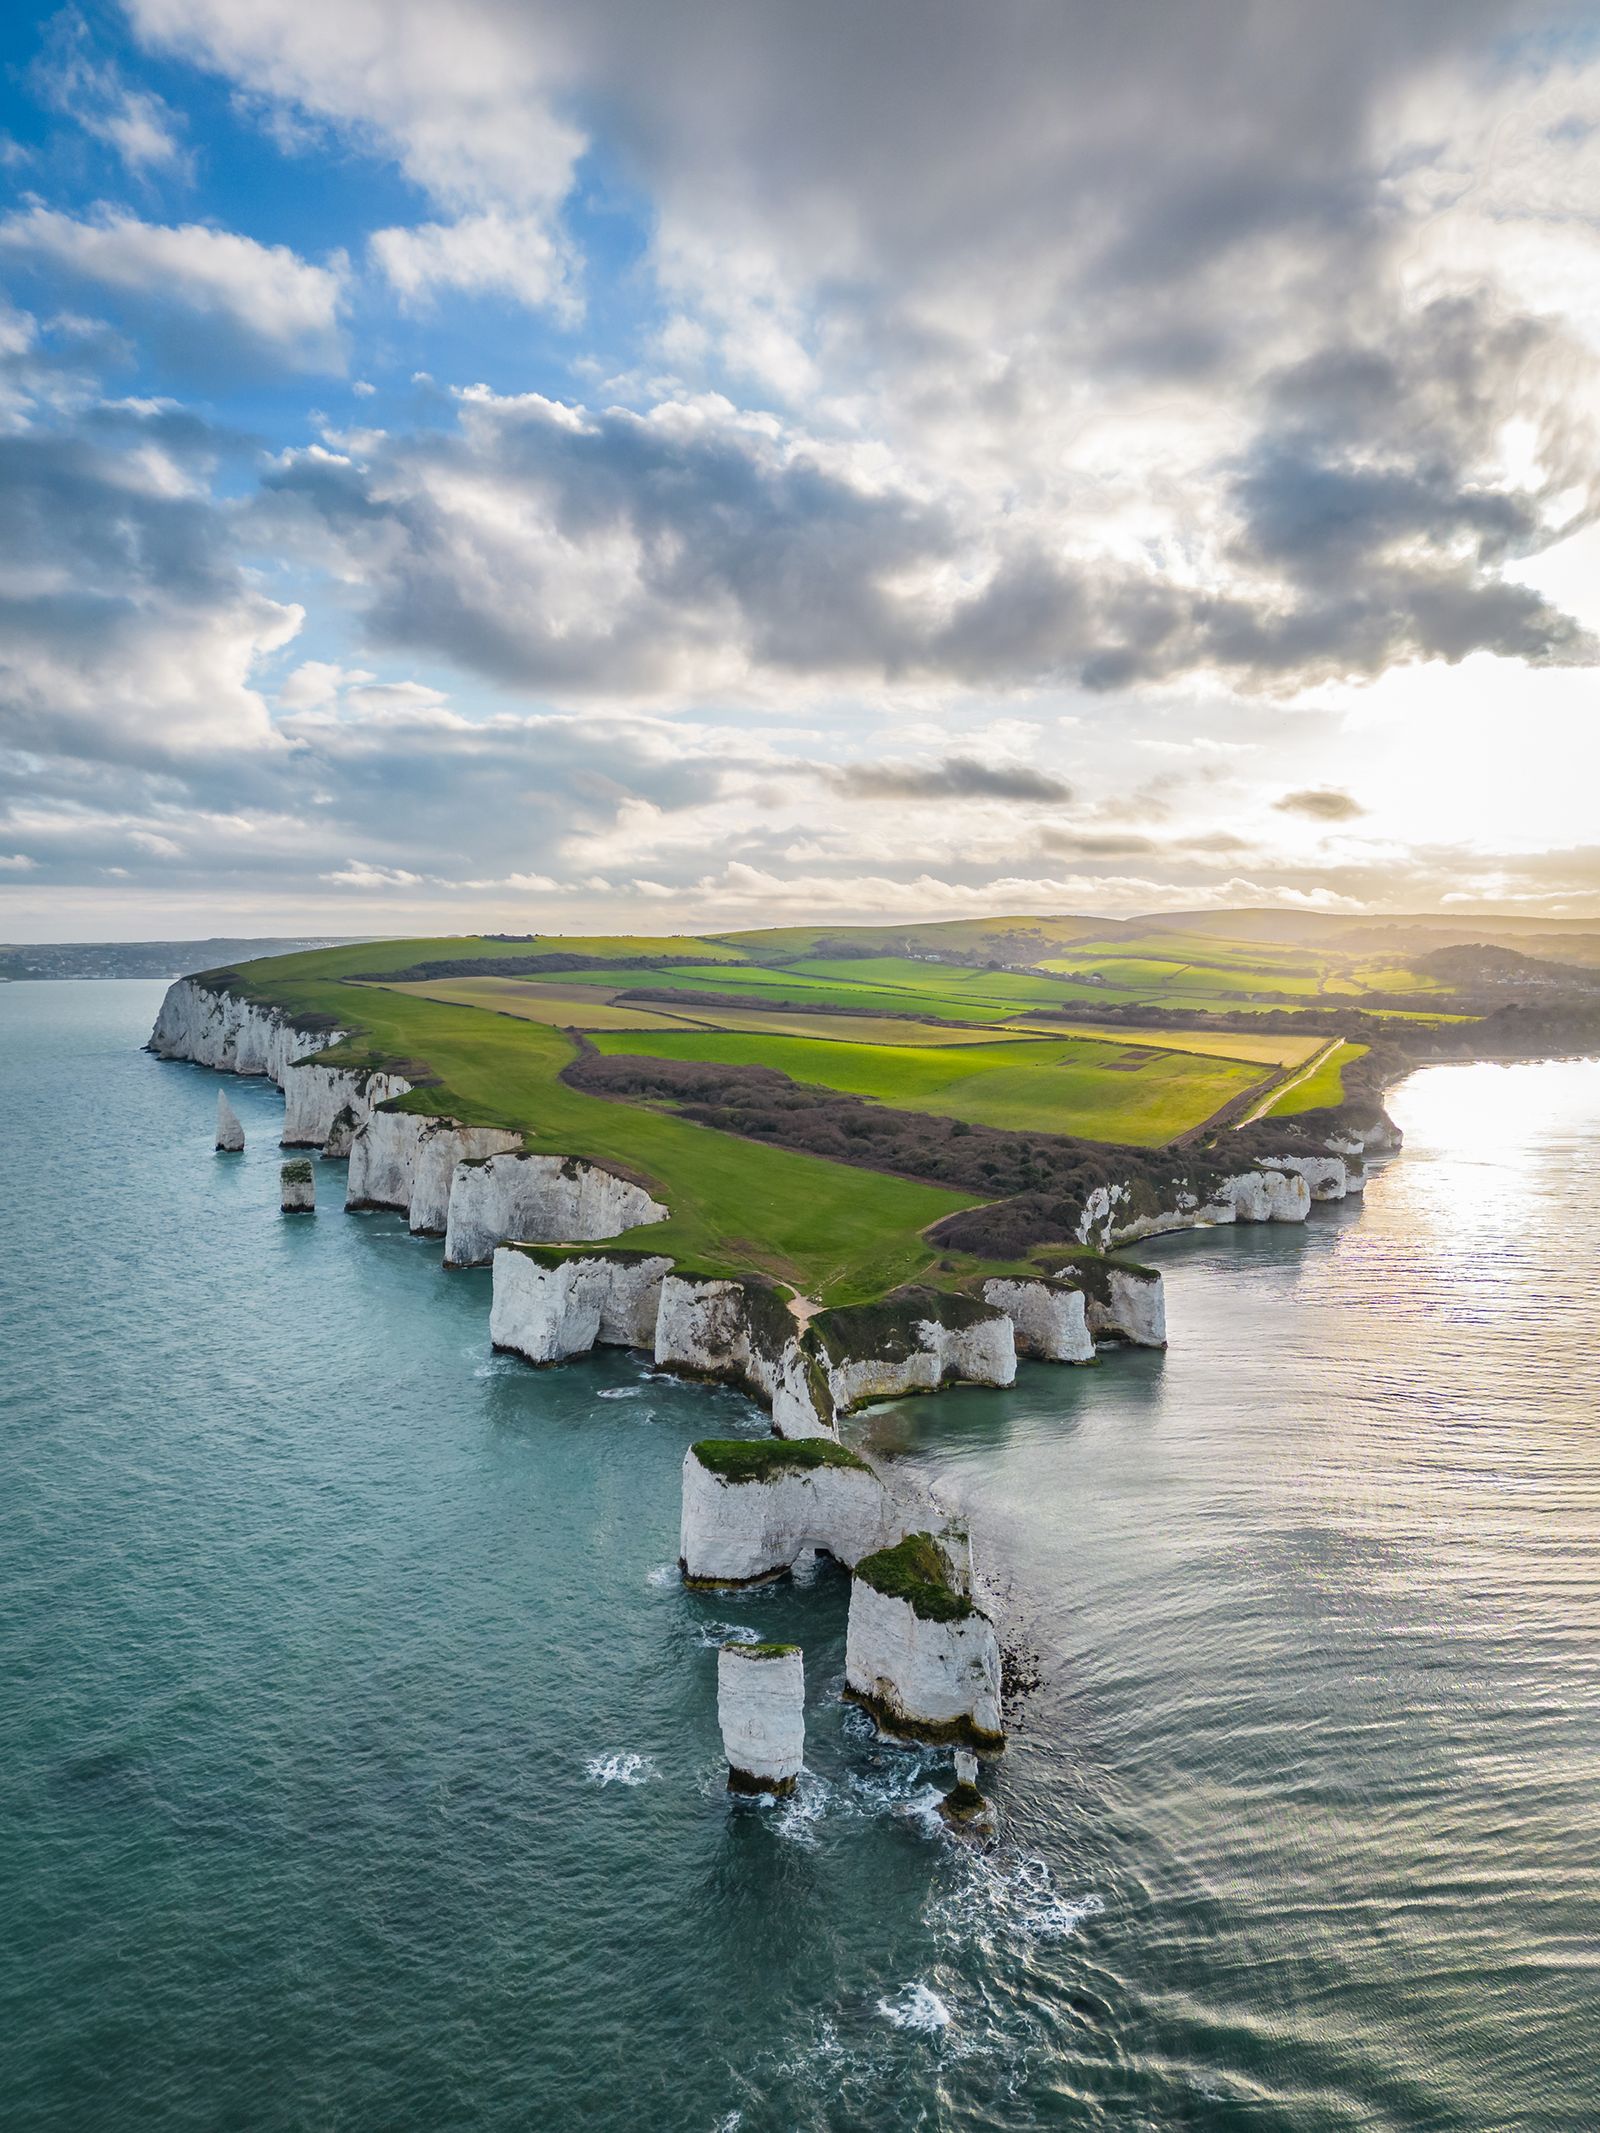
1275,788,1367,821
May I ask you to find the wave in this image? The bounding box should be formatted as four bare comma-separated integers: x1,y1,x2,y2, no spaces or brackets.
584,1752,657,1786
875,1981,953,2032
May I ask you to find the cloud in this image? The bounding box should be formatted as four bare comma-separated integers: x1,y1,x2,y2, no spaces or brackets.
0,206,345,373
1275,787,1367,820
34,11,190,175
370,210,575,315
253,371,1595,700
824,755,1073,802
0,405,299,762
321,859,425,887
0,852,39,871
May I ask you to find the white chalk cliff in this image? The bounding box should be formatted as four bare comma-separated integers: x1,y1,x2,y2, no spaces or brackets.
150,977,338,1085
281,1061,411,1150
717,1644,805,1794
280,1160,315,1213
980,1278,1093,1363
812,1291,1018,1412
443,1151,667,1268
679,1443,903,1584
1072,1159,1325,1249
345,1107,523,1234
1262,1152,1360,1201
650,1273,835,1437
490,1246,674,1364
1053,1259,1168,1347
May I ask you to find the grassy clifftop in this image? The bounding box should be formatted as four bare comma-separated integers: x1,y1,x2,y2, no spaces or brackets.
207,938,975,1304
198,924,1408,1304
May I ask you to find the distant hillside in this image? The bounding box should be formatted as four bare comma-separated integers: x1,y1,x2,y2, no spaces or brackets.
1414,943,1600,991
0,937,377,981
1146,907,1600,963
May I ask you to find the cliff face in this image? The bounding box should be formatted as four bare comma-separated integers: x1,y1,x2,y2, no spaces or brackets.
1262,1152,1360,1201
490,1247,674,1364
651,1273,836,1438
281,1061,410,1149
1055,1257,1168,1347
443,1151,667,1268
812,1290,1018,1411
717,1644,805,1794
679,1442,903,1584
980,1277,1093,1363
344,1108,523,1233
279,1159,315,1213
149,976,338,1086
1073,1160,1321,1250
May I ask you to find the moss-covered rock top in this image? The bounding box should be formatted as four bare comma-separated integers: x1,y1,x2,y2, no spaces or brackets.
812,1285,1001,1365
280,1158,314,1184
854,1532,976,1623
691,1437,871,1484
725,1641,801,1660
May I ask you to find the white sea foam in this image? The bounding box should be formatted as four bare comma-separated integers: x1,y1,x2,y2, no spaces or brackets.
876,1981,953,2032
929,1847,1104,1946
646,1562,679,1589
774,1768,830,1846
694,1619,760,1649
596,1386,641,1400
585,1752,656,1786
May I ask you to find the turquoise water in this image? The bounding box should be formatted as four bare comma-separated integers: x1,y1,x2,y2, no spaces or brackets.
2,981,1597,2131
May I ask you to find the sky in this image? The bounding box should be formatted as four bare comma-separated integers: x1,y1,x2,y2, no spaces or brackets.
2,0,1600,941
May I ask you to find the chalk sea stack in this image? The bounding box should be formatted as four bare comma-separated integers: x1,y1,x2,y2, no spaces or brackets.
280,1159,315,1213
215,1090,245,1153
717,1642,805,1796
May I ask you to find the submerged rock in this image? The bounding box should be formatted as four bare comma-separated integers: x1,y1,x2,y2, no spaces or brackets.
938,1748,998,1840
280,1159,315,1214
717,1642,805,1795
215,1090,245,1153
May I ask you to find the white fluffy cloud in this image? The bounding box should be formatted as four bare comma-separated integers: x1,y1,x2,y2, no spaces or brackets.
0,205,345,371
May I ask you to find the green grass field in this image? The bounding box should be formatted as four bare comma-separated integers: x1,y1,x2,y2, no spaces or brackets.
210,925,1411,1301
1265,1041,1370,1115
224,942,975,1302
588,1026,1267,1141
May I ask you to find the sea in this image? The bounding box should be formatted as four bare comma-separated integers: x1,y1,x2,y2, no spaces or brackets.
2,979,1597,2131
